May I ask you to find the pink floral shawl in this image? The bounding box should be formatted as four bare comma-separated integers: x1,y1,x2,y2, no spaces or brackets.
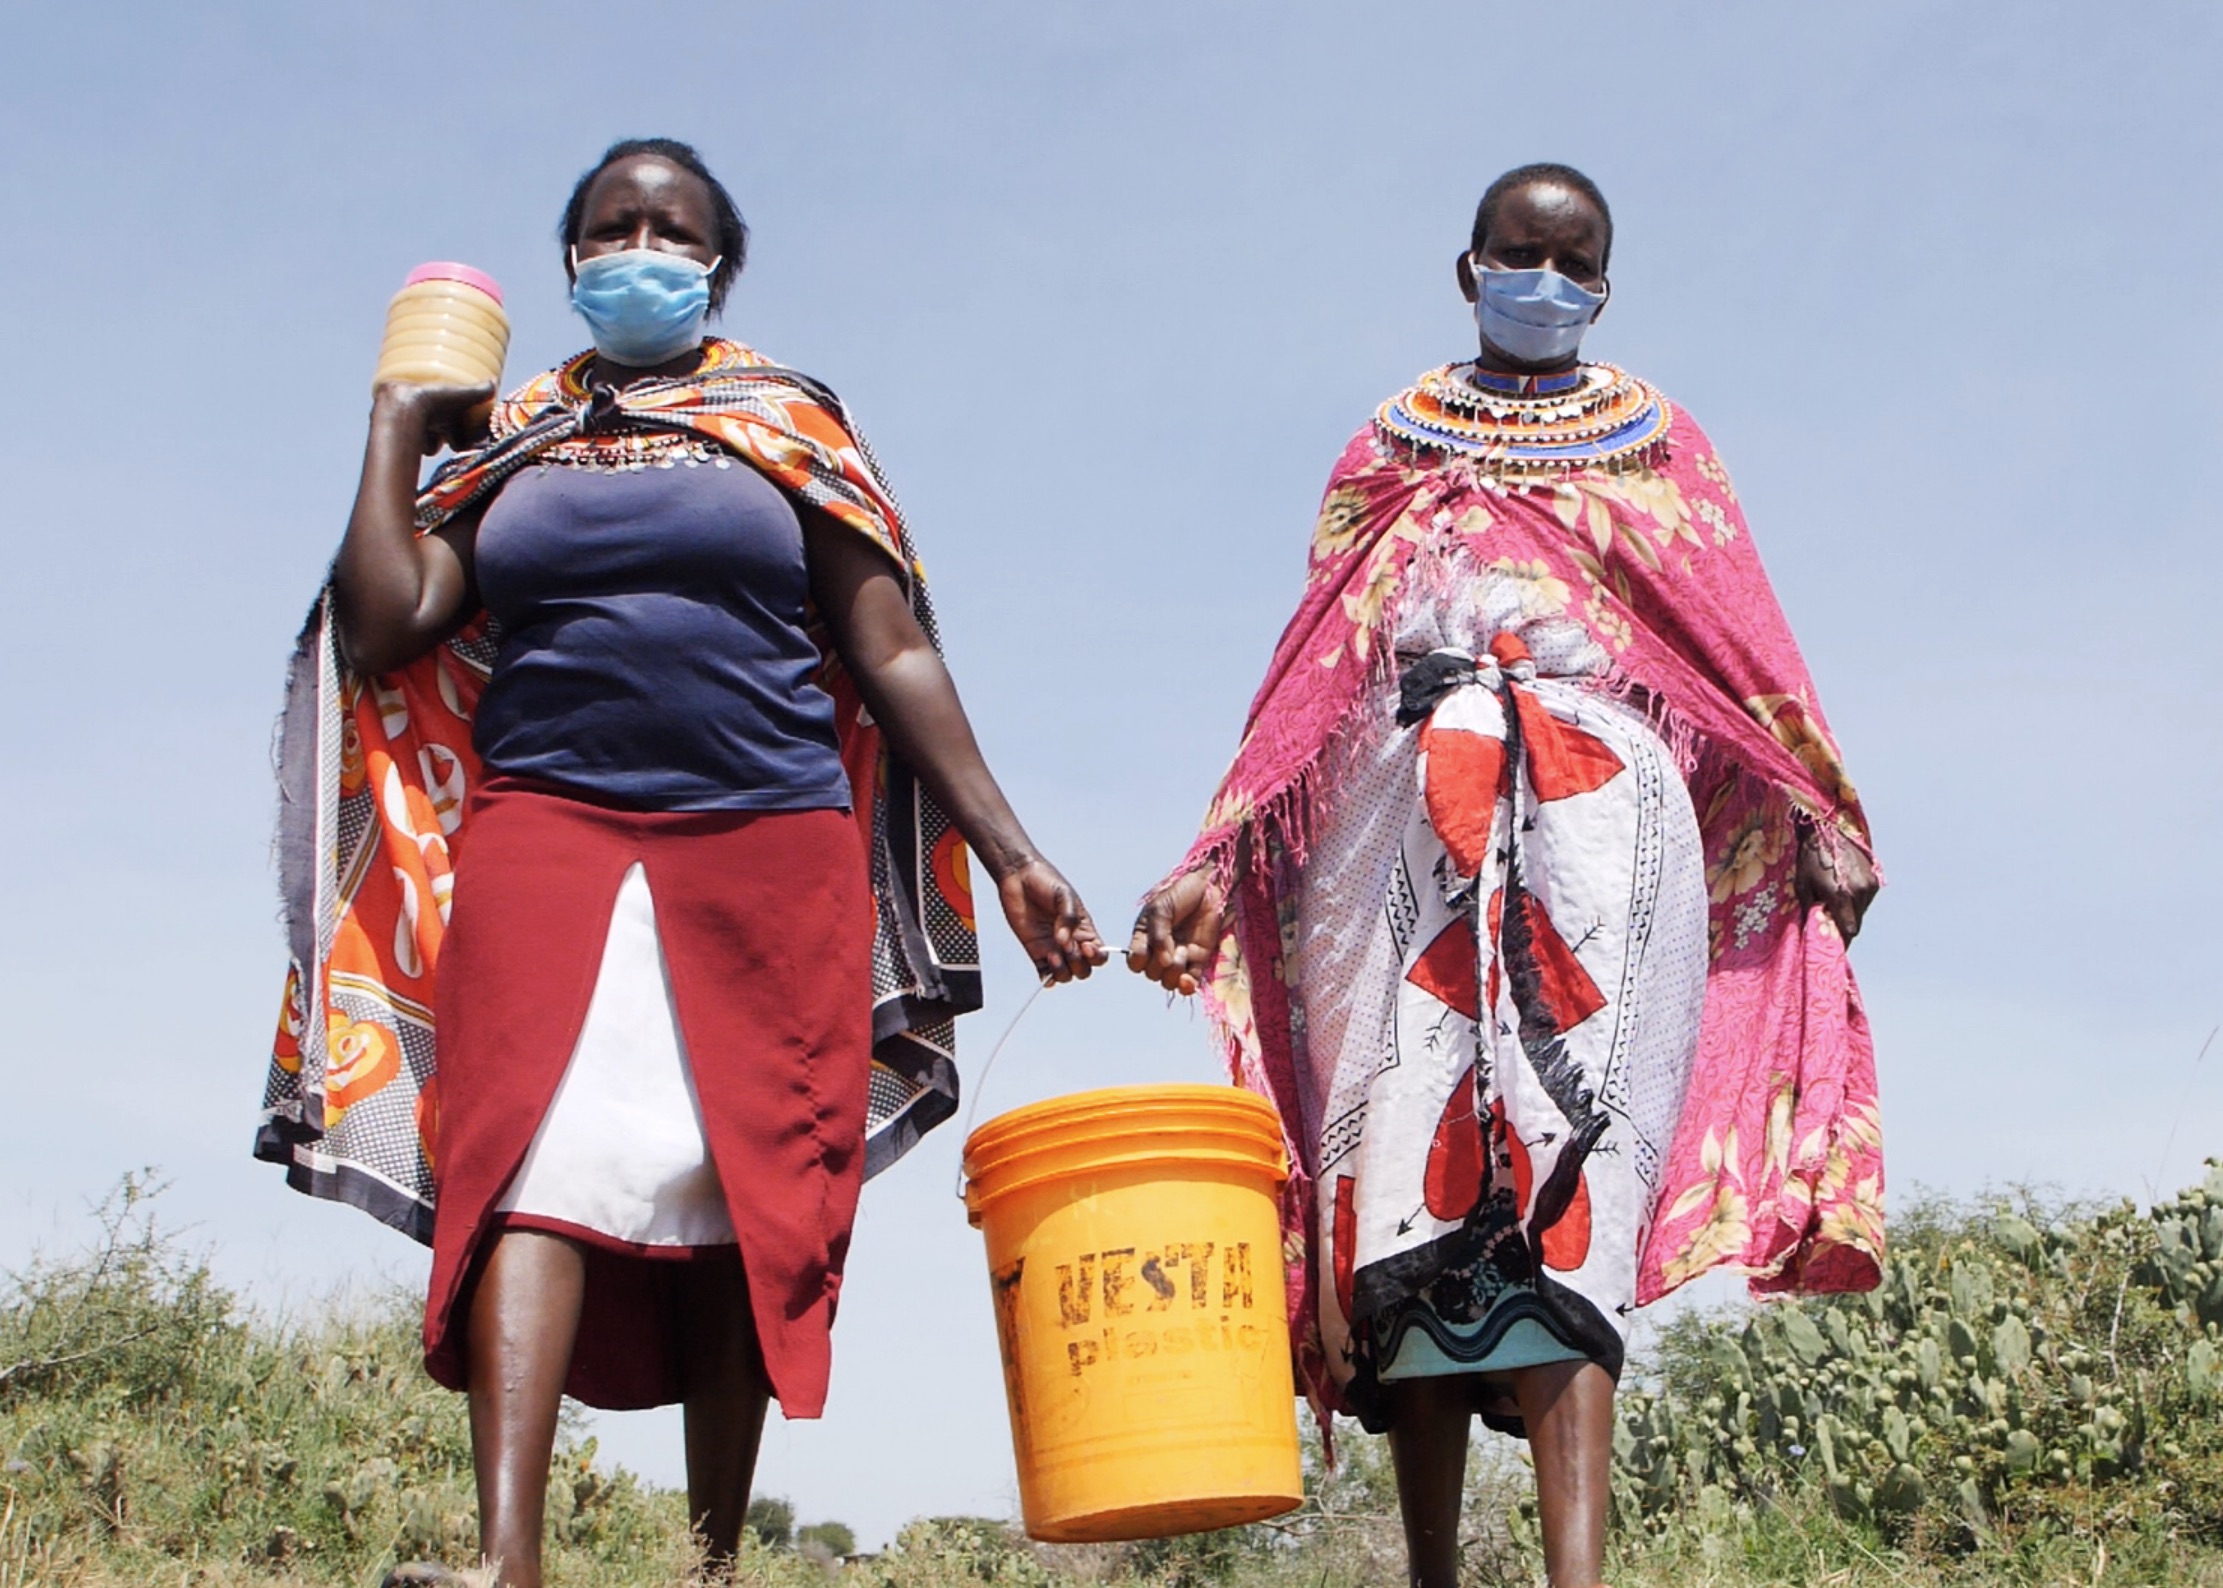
1180,393,1884,1415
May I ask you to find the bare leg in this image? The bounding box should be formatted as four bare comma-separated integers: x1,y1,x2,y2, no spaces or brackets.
677,1252,772,1572
465,1230,588,1588
1384,1378,1475,1588
1508,1359,1616,1588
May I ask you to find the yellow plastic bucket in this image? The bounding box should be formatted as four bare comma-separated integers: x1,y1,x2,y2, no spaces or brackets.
963,1084,1304,1542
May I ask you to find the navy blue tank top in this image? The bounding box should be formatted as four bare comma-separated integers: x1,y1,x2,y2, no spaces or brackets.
471,458,851,812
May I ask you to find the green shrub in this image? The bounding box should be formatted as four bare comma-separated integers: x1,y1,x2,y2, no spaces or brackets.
800,1518,859,1557
1611,1161,2223,1578
747,1493,797,1549
0,1176,692,1586
872,1516,1057,1584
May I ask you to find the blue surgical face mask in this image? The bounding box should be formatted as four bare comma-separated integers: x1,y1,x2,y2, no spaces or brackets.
570,247,719,367
1473,262,1606,365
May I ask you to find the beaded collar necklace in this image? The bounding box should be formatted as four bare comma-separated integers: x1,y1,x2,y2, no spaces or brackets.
1376,360,1672,480
493,343,752,473
1466,365,1587,396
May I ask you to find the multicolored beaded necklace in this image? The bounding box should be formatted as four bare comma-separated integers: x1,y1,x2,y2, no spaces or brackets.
489,343,753,472
1376,361,1672,480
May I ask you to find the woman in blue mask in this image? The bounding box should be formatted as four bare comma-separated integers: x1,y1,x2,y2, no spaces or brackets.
1128,164,1882,1588
265,138,1108,1588
1458,173,1610,371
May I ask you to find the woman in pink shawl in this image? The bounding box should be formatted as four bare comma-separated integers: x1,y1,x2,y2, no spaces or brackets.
1128,164,1881,1588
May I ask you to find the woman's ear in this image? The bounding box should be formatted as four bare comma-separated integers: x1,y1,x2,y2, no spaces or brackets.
1591,277,1611,321
1456,250,1479,304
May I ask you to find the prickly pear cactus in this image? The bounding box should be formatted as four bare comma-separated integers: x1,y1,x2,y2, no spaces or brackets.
1614,1161,2223,1550
2137,1160,2223,1331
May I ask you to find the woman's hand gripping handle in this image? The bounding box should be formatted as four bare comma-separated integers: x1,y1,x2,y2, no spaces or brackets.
1125,868,1226,998
998,857,1108,986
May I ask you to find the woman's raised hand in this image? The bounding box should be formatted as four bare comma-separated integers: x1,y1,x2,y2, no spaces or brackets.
1125,868,1225,997
372,378,498,456
998,857,1110,985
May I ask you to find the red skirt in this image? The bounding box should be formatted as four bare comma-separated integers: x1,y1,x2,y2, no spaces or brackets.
423,777,872,1416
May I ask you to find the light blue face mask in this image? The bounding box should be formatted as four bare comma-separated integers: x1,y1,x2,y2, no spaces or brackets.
570,247,719,368
1473,263,1606,365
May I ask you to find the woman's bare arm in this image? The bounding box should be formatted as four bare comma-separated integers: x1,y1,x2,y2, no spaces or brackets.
331,382,492,674
805,516,1105,981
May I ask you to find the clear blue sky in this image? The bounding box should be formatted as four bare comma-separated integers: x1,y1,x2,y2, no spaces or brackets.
2,0,2217,1550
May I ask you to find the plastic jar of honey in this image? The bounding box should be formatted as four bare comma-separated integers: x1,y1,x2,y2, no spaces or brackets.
372,262,509,393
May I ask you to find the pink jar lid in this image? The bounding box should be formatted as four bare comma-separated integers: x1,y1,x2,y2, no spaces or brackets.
403,261,504,306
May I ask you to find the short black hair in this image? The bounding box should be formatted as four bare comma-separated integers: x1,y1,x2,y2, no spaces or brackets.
559,138,749,312
1470,162,1613,273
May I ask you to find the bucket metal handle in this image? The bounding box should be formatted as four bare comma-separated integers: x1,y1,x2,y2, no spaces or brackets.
951,981,1047,1202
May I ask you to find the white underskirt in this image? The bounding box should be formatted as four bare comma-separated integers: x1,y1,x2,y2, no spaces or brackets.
494,862,738,1248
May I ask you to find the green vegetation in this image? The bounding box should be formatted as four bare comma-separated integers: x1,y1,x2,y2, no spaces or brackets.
3,1169,2222,1585
795,1523,857,1561
744,1500,795,1553
1620,1178,2223,1534
1608,1164,2223,1585
0,1176,687,1588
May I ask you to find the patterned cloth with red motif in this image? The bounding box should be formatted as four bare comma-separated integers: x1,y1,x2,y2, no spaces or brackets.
1299,591,1708,1432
